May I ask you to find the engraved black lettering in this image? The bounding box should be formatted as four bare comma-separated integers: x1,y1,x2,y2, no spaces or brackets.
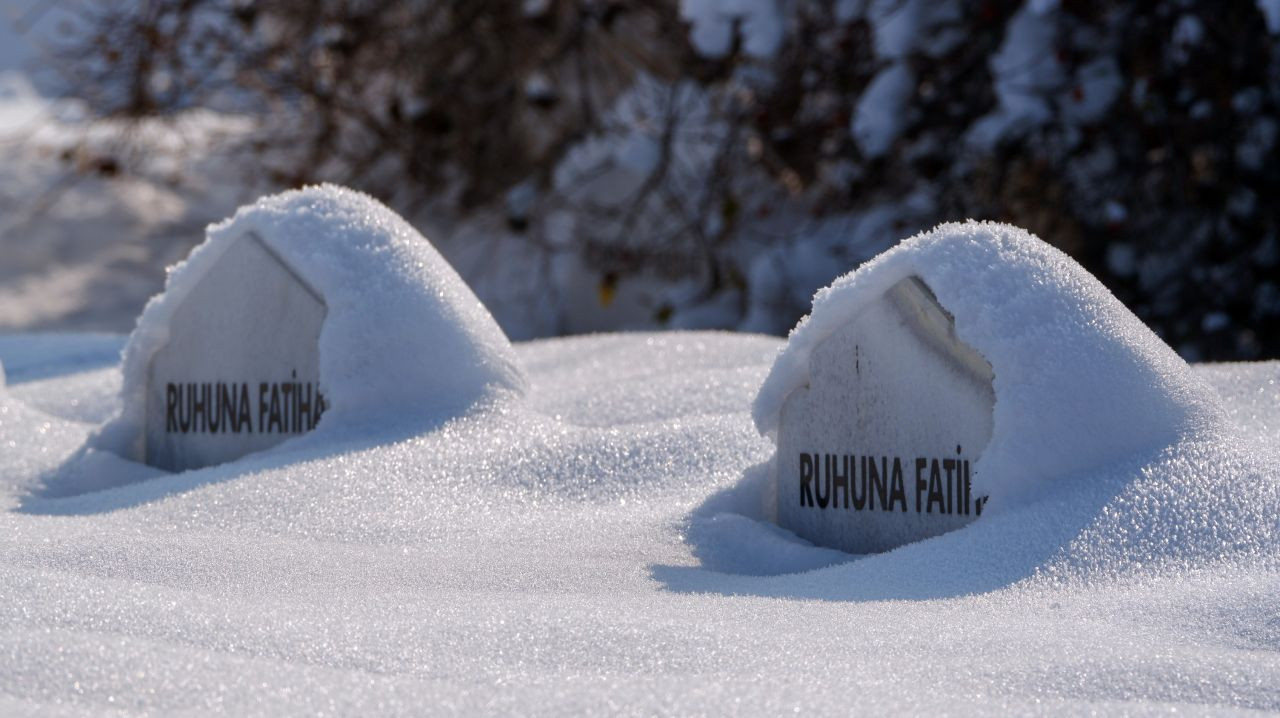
237,383,252,432
267,383,283,433
915,457,928,513
223,383,237,432
963,458,971,515
180,384,194,433
815,454,831,509
889,457,906,512
198,383,211,433
943,458,956,515
208,383,223,433
281,383,294,432
166,384,178,432
927,459,945,514
868,456,885,511
831,454,850,509
851,455,868,510
258,383,269,432
298,382,313,431
799,453,814,507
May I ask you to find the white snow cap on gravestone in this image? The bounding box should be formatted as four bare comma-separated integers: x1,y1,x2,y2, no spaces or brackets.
754,221,1225,520
101,185,526,468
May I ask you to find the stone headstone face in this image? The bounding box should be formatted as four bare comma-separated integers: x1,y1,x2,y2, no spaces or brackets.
144,233,327,472
776,276,995,554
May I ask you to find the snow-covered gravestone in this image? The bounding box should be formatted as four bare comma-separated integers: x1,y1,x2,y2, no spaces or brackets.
753,221,1219,556
104,184,526,473
771,277,994,554
143,233,327,471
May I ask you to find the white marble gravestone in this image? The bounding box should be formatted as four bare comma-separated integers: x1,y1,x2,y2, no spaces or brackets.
144,232,327,471
776,277,995,554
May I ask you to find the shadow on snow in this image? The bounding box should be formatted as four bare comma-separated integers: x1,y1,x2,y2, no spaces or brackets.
651,456,1145,602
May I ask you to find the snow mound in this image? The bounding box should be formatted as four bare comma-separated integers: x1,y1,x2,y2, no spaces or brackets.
754,221,1226,510
97,184,525,461
692,219,1278,583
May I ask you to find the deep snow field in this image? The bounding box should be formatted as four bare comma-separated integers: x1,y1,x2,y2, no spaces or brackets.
1,332,1278,715
1,189,1279,714
2,325,1280,713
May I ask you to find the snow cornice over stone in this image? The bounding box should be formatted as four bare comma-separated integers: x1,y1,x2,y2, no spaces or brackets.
753,220,1226,508
101,185,525,461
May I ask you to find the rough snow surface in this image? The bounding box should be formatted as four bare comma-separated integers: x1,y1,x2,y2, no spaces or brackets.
1,327,1278,713
95,185,525,466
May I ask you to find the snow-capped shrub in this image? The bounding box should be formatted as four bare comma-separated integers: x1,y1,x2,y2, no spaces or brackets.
51,0,1280,359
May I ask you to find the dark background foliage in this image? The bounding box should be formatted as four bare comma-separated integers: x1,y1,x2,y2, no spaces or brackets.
51,0,1280,359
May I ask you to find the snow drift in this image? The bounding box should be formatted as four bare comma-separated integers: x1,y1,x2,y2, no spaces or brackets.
96,184,526,465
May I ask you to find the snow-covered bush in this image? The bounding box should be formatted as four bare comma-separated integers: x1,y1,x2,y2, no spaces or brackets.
45,0,1280,358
